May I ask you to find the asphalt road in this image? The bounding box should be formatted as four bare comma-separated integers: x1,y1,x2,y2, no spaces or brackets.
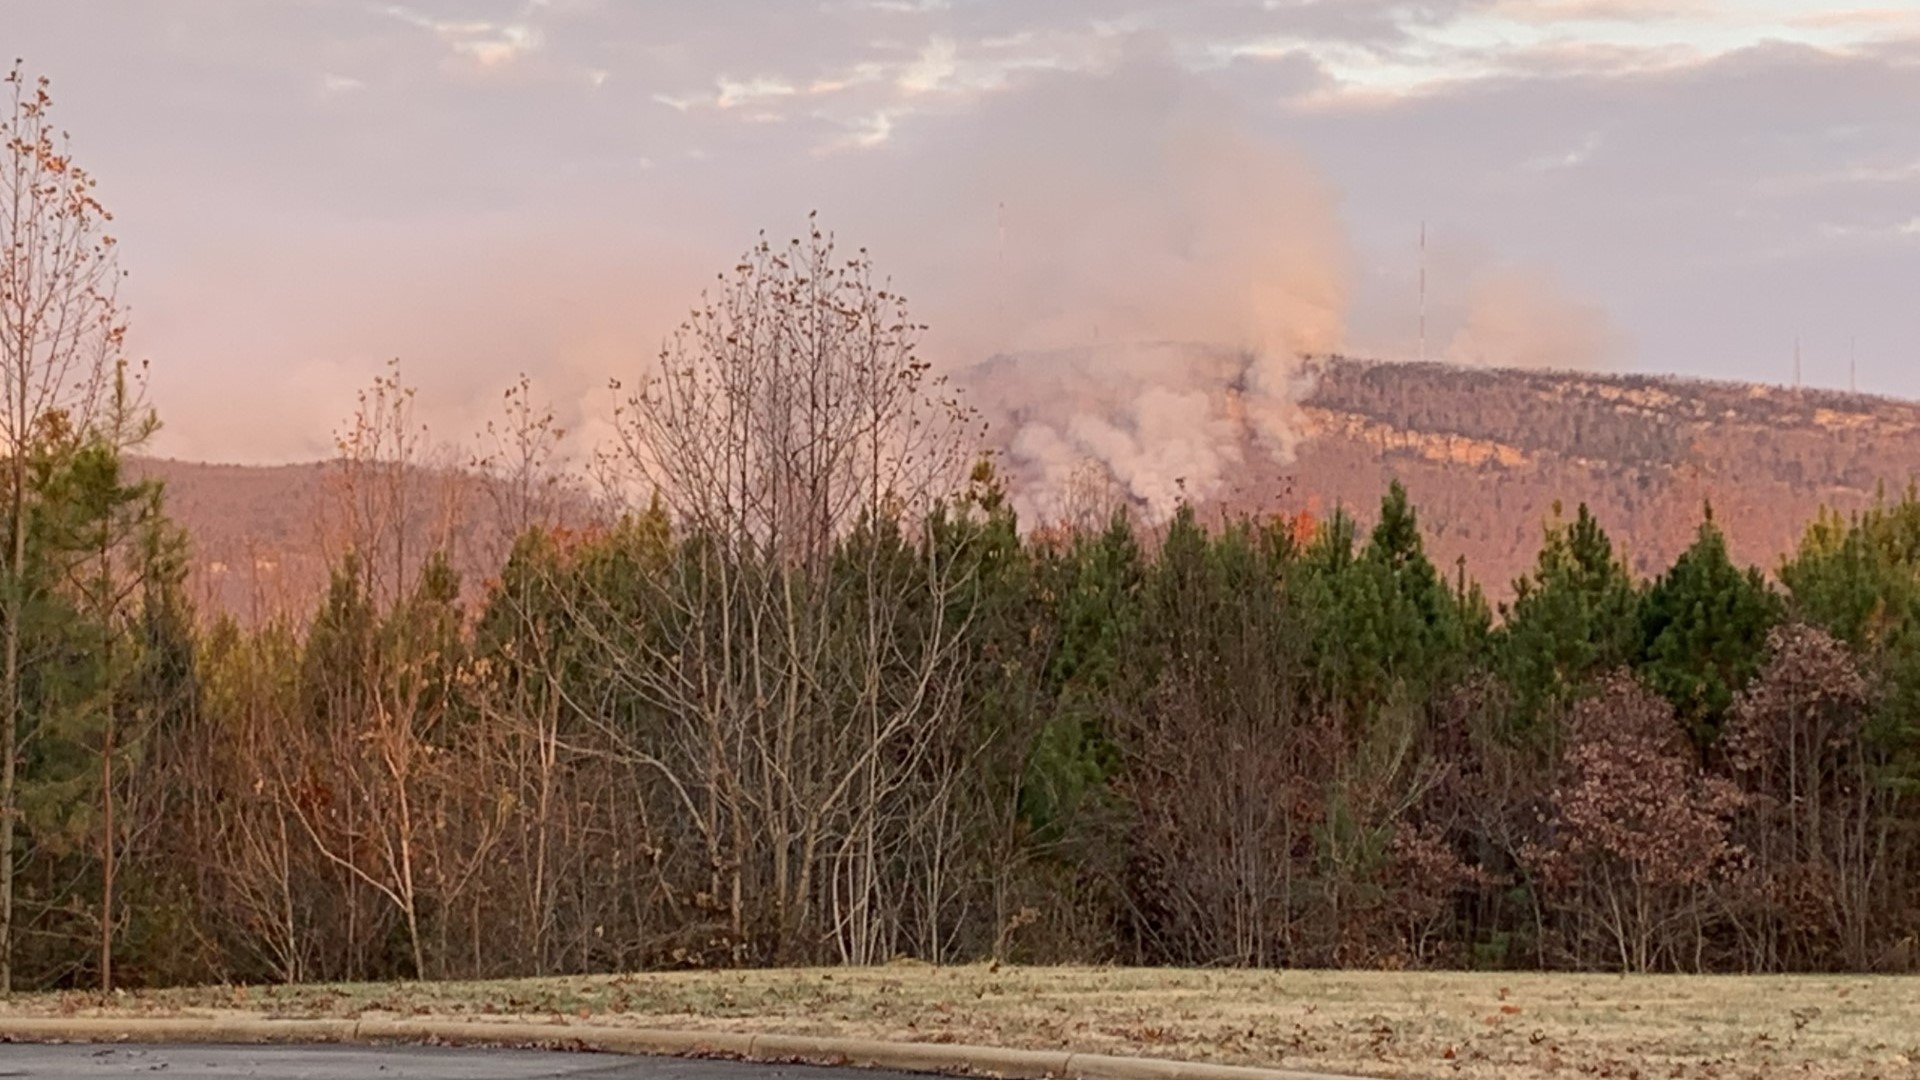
0,1044,934,1080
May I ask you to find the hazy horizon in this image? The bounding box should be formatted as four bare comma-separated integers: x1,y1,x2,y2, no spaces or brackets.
11,0,1918,465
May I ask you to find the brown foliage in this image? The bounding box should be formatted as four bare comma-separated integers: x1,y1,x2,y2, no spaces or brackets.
1527,675,1744,971
1722,624,1895,970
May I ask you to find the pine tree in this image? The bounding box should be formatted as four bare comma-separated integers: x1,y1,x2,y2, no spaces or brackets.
1496,503,1641,737
1298,483,1471,720
1638,512,1783,754
1779,492,1920,803
1030,508,1141,834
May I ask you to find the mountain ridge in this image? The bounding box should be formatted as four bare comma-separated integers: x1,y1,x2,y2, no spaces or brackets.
135,355,1920,619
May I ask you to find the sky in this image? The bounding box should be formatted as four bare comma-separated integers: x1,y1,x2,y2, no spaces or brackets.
8,0,1919,464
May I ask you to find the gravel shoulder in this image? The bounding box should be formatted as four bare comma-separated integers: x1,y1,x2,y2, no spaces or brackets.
3,966,1915,1080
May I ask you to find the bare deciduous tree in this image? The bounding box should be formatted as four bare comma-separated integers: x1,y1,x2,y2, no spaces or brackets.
322,359,465,610
1,62,130,994
1724,623,1884,970
472,375,582,973
570,219,981,963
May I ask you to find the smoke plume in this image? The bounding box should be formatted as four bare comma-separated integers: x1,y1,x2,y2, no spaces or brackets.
1444,265,1627,372
964,342,1307,523
850,45,1353,524
130,32,1631,527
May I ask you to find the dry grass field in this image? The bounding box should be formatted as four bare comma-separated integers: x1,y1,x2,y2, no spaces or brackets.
5,966,1917,1079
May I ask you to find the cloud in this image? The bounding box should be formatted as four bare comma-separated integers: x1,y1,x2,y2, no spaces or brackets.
317,72,366,100
715,76,801,108
1785,7,1920,34
6,0,1918,469
898,35,960,93
1293,34,1918,379
455,26,541,68
1819,216,1920,245
376,3,546,69
1487,0,1717,24
1523,130,1604,170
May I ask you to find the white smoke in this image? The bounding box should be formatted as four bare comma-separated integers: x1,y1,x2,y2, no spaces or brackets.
1445,265,1627,372
872,45,1353,525
969,342,1310,523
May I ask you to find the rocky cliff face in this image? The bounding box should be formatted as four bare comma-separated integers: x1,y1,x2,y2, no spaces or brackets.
1275,358,1920,596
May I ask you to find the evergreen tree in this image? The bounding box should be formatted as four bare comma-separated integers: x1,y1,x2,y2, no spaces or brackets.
8,407,182,988
1496,503,1641,736
1638,511,1783,753
1779,493,1920,801
1297,483,1474,720
1029,509,1141,834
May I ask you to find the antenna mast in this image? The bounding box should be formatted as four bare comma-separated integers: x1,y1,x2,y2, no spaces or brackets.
1793,335,1802,389
1850,335,1857,393
996,200,1006,355
1418,220,1427,362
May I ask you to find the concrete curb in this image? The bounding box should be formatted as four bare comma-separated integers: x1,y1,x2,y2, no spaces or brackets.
0,1015,1367,1080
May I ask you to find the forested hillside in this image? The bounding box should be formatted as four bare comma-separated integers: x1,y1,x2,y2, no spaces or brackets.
1285,357,1920,592
131,453,552,625
143,355,1920,621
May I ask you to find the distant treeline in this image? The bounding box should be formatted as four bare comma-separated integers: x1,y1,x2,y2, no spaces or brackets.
4,67,1917,991
9,430,1920,986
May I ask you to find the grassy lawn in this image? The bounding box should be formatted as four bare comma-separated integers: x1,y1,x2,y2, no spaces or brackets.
5,966,1916,1080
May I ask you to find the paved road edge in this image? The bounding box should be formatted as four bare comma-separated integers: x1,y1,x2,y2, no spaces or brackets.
0,1015,1367,1080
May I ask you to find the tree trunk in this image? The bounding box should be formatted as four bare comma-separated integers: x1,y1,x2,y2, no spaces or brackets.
100,703,115,992
1,446,26,996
